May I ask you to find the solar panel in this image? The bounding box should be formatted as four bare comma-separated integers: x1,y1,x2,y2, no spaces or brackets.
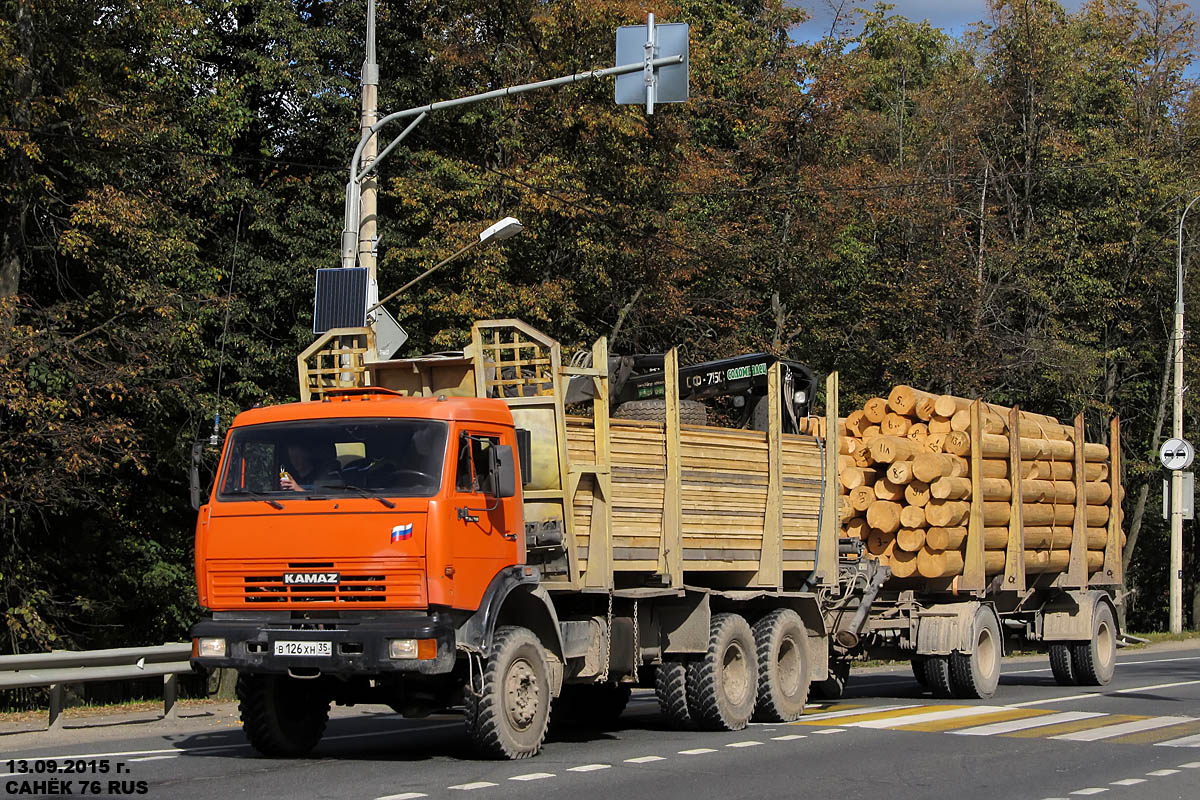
312,267,369,334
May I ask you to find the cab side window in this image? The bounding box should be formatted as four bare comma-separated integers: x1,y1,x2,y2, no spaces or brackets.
455,433,499,493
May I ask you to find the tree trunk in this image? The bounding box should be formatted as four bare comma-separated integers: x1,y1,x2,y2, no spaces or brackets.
1123,330,1174,576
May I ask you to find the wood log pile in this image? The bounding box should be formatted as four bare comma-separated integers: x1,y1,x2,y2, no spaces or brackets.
835,386,1124,582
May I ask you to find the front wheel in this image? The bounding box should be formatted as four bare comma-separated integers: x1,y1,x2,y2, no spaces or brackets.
236,674,330,757
465,626,551,759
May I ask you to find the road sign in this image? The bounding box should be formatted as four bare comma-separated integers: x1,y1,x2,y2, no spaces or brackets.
615,17,689,112
1163,472,1195,520
1159,437,1195,470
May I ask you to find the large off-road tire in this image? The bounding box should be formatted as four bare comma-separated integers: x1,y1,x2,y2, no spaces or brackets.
236,673,330,757
752,610,810,722
1070,603,1117,686
949,606,1002,699
465,626,551,759
1049,643,1077,685
655,659,693,729
551,682,631,729
613,398,708,426
911,657,930,688
922,655,954,699
686,613,758,731
810,659,850,700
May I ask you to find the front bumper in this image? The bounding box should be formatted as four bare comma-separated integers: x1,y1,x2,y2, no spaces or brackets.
190,610,457,676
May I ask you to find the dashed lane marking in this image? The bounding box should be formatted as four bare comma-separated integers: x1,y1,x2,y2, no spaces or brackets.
128,755,180,762
726,741,762,748
1069,789,1107,795
1110,779,1146,786
1179,761,1200,767
813,728,845,734
509,773,555,781
567,764,611,772
678,748,716,755
771,734,806,741
375,794,428,800
1010,679,1200,708
625,755,665,763
448,783,498,791
1146,769,1180,777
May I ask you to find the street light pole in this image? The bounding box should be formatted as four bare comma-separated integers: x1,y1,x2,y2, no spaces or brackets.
1171,193,1199,633
358,0,380,301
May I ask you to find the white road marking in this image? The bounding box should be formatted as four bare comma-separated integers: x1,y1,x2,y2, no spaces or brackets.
771,734,806,741
1146,769,1180,777
625,755,665,763
128,755,180,762
1179,761,1200,767
1006,655,1200,675
509,773,555,781
845,705,1009,729
679,747,716,755
567,764,611,772
375,794,428,800
952,711,1106,736
796,703,920,721
1052,716,1197,742
1070,789,1107,795
726,741,762,748
1011,680,1200,708
1157,732,1200,748
1110,779,1146,786
449,782,498,791
814,728,846,734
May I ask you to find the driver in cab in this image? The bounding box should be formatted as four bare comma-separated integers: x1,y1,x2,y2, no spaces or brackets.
279,441,339,492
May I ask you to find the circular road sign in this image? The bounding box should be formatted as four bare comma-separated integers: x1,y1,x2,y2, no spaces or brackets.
1159,437,1195,471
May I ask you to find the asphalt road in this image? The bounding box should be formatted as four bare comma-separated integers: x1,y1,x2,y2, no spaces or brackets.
3,644,1199,800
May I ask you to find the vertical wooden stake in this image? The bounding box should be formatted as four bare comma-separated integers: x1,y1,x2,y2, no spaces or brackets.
1067,413,1088,588
661,348,684,587
817,371,840,585
961,400,986,592
583,336,614,589
1102,417,1123,586
756,363,783,588
1003,405,1026,592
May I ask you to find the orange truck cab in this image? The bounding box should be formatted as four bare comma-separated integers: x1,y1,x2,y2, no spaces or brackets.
190,389,536,703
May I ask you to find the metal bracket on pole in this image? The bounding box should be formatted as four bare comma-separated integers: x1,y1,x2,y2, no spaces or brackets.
643,14,657,115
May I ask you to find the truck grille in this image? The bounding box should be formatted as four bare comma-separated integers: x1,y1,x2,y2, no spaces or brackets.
207,559,426,608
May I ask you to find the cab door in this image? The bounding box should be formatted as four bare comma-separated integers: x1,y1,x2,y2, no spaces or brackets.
448,429,521,610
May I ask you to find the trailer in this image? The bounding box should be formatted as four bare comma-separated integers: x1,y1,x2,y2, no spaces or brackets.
190,319,1124,758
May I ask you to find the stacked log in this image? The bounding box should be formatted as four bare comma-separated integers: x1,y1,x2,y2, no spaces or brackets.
837,386,1124,583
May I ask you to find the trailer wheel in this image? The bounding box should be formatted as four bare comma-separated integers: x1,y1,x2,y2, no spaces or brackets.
1070,603,1117,686
465,626,551,759
949,607,1002,699
922,655,954,699
551,682,631,729
236,673,329,757
613,398,708,426
911,657,929,688
751,610,810,722
1048,644,1077,685
687,613,758,730
655,659,694,729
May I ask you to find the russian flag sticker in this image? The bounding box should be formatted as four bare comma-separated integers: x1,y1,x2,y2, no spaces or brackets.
391,523,414,543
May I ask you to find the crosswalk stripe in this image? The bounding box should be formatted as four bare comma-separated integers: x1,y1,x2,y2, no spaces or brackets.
794,703,919,723
845,705,1009,730
952,711,1106,736
900,708,1049,733
1110,721,1200,745
1157,732,1200,748
1052,716,1198,742
1004,714,1143,739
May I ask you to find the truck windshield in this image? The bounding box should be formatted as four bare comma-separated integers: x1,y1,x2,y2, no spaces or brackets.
217,418,448,500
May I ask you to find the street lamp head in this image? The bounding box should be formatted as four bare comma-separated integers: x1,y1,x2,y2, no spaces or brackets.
479,216,523,244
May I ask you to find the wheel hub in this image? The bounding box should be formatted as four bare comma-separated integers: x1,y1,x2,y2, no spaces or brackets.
504,658,540,730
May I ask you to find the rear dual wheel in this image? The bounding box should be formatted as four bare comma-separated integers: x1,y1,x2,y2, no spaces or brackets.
752,610,810,722
687,613,759,730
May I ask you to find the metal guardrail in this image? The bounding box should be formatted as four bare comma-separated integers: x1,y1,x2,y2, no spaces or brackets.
0,643,194,729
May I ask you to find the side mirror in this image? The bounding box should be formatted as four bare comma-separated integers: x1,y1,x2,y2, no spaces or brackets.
483,445,517,499
189,441,204,511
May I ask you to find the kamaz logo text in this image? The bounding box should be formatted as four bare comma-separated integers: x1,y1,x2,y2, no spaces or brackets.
282,572,340,585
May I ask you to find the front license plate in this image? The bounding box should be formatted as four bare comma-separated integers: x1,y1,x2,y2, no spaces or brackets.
273,640,332,657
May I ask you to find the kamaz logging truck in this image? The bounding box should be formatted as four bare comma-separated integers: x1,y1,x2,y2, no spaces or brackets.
190,318,1127,759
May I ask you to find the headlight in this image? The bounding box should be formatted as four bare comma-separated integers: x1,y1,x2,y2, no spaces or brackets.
197,637,226,658
389,638,436,659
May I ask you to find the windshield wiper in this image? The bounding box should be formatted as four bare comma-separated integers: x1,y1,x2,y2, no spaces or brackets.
228,489,284,509
333,484,396,509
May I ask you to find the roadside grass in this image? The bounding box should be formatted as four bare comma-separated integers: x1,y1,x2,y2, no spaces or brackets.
0,696,228,726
